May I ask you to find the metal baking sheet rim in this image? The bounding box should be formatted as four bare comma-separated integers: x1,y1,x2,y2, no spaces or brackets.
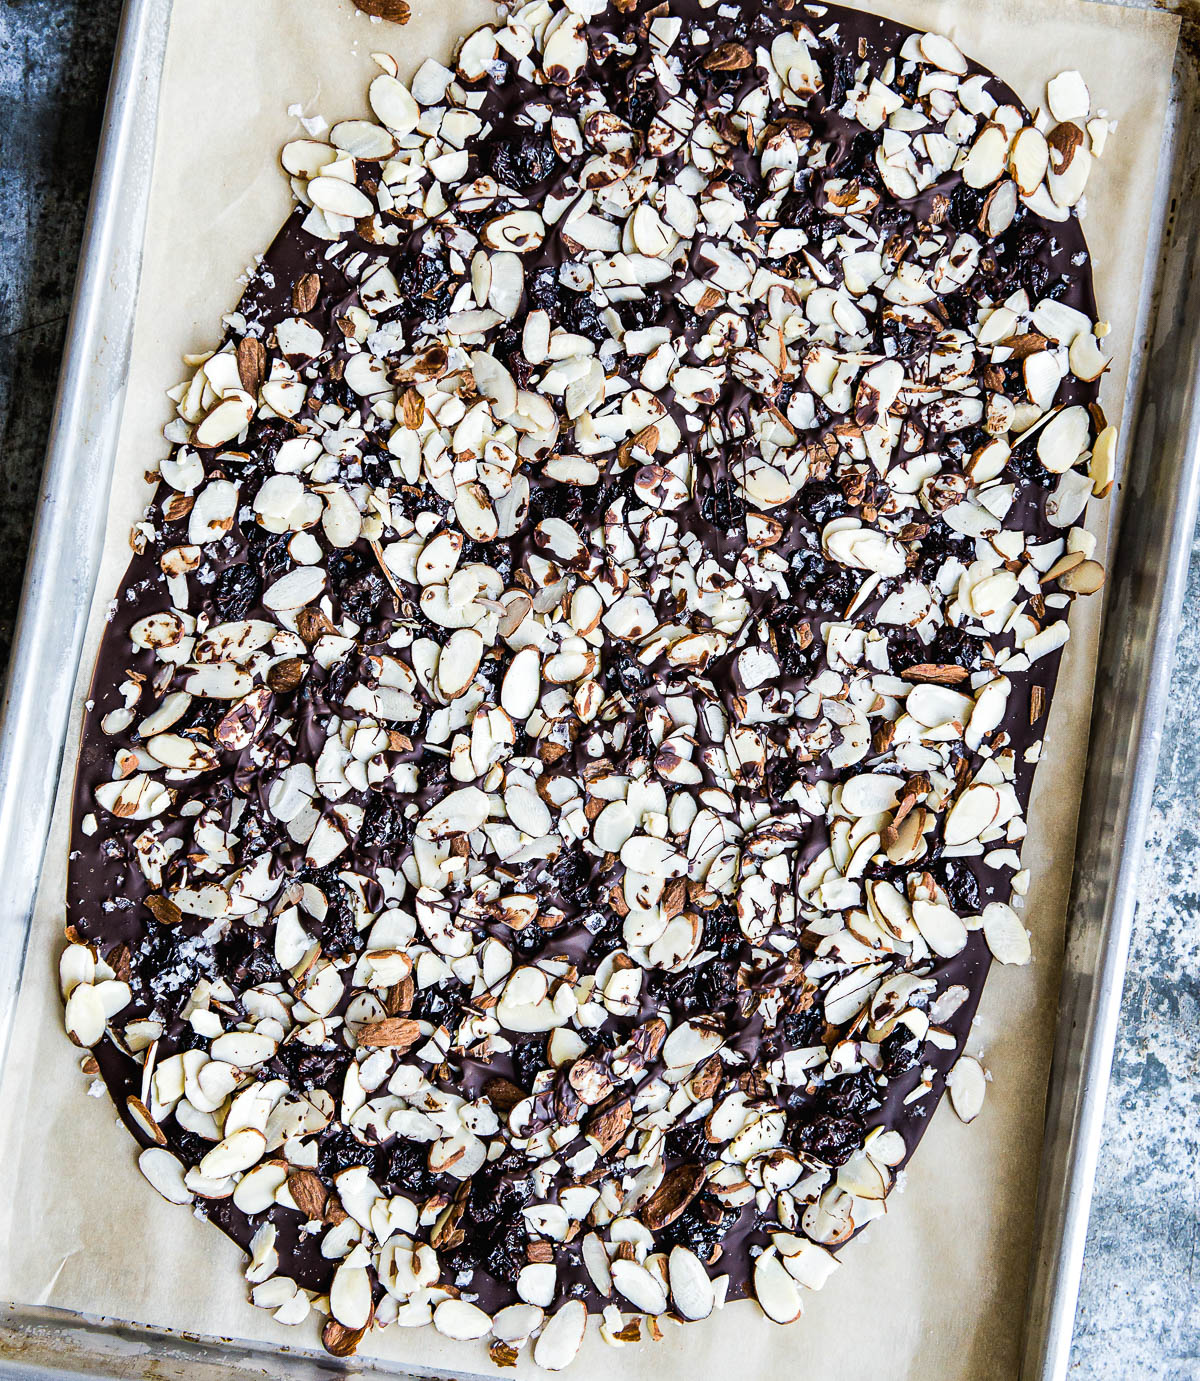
0,1,1195,1378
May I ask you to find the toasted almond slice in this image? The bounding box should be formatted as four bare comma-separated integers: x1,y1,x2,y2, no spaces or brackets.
754,1249,804,1324
911,899,968,959
64,982,106,1047
1059,559,1105,595
982,901,1032,965
330,1257,373,1330
1090,424,1118,496
281,139,336,179
947,1055,987,1123
307,175,373,221
1008,127,1049,197
779,1239,839,1290
368,73,419,135
1069,331,1111,382
138,1147,192,1205
126,1095,167,1145
918,31,967,75
962,123,1010,189
1047,70,1091,124
518,1261,558,1307
59,942,95,998
533,1299,587,1371
433,1299,492,1341
610,1257,669,1314
492,1302,544,1344
581,1232,614,1297
668,1246,715,1320
1037,405,1091,475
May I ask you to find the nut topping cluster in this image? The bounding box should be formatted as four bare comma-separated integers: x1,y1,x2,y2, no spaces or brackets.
65,0,1116,1368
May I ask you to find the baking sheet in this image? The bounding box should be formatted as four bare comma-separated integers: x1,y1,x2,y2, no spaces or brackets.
0,0,1179,1378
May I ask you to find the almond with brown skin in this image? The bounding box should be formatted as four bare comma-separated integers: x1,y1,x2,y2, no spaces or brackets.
690,1053,723,1101
398,387,425,428
1047,120,1085,172
661,876,688,920
108,942,132,983
266,657,307,693
288,1169,329,1221
292,272,321,314
356,1017,423,1051
295,607,336,644
642,1163,707,1230
1002,331,1050,361
162,493,194,523
431,1190,468,1250
630,1015,668,1062
236,336,266,394
385,974,415,1015
351,0,411,20
902,664,971,685
145,894,182,926
489,1341,520,1369
323,1318,368,1357
568,1055,613,1105
586,1097,632,1154
704,41,753,71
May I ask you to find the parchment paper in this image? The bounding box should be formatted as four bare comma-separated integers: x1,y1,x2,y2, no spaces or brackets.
0,1,1179,1378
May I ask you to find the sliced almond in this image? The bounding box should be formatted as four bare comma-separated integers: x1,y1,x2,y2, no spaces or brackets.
947,1055,987,1123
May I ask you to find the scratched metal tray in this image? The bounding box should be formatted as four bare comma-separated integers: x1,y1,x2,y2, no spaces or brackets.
1,0,1197,1377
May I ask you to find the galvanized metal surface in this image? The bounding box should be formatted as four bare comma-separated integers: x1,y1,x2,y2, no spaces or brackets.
0,0,173,1081
0,1,1196,1378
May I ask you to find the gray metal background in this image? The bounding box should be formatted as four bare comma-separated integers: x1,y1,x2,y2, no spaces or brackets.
0,0,1197,1376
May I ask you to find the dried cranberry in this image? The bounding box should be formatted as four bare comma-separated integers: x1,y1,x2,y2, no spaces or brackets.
411,979,465,1028
484,134,559,191
211,562,261,620
769,604,820,679
615,78,658,132
657,1199,734,1260
482,1218,529,1285
245,527,293,585
318,1127,373,1178
650,954,738,1018
340,570,391,626
133,926,210,1022
511,1037,547,1090
820,1069,880,1119
779,1002,823,1050
303,868,360,955
383,1140,435,1196
609,653,649,699
817,50,856,108
664,1117,711,1165
360,794,412,852
698,476,745,532
214,927,281,987
948,182,990,235
548,846,596,909
394,250,454,323
880,1027,920,1077
272,1041,350,1093
835,129,883,187
793,1113,862,1166
925,857,982,914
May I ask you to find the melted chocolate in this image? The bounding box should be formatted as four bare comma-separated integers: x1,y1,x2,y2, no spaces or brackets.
66,0,1100,1337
